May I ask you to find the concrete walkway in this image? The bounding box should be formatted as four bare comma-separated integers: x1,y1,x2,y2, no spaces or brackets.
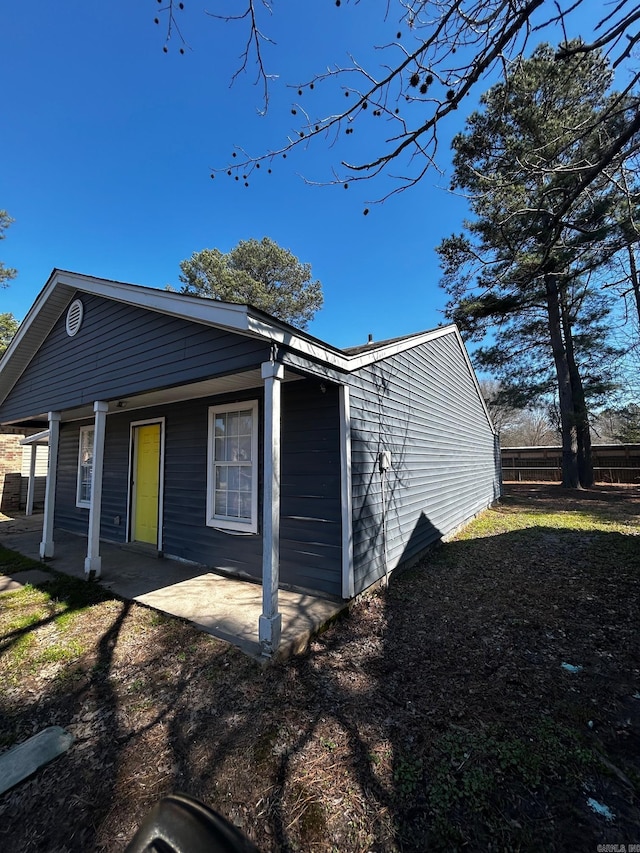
0,513,346,659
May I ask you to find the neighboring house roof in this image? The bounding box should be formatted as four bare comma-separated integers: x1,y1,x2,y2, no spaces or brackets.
0,269,494,430
343,330,437,355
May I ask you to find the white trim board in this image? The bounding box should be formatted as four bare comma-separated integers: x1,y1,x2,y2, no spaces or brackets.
339,385,354,599
0,271,493,436
0,270,455,393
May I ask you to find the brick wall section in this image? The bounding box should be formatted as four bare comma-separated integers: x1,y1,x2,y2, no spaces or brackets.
0,428,26,512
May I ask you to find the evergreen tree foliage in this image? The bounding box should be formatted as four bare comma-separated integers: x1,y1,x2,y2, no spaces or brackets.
615,405,640,443
0,313,18,356
437,43,639,488
0,211,17,290
179,237,323,329
596,404,640,443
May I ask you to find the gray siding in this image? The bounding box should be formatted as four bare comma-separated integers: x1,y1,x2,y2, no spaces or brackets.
161,396,264,579
348,333,500,594
52,380,342,597
55,419,94,536
0,293,270,422
55,416,131,540
280,381,341,596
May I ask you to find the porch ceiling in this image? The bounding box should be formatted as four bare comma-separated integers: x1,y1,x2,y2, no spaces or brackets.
10,369,304,428
67,369,304,423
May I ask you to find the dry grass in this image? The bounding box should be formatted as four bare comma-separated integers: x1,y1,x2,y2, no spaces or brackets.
0,483,639,851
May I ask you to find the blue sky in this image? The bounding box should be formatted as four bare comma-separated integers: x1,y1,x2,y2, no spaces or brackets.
1,0,603,348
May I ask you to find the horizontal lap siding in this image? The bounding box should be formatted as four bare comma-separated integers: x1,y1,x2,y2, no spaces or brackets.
349,334,500,594
101,415,134,542
55,417,133,540
53,383,342,596
54,398,264,576
0,293,270,422
162,396,264,577
55,421,91,536
280,381,341,597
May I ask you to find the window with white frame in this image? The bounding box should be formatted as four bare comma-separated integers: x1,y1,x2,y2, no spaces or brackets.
207,401,258,532
76,426,95,508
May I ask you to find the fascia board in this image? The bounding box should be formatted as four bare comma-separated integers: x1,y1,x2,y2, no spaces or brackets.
247,316,346,366
54,271,252,333
0,270,488,434
6,269,456,372
1,271,66,365
248,317,461,373
313,321,495,436
345,325,457,370
0,273,77,403
276,322,496,435
0,271,255,407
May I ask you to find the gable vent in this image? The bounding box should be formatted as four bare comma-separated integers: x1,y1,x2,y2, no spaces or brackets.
66,299,84,337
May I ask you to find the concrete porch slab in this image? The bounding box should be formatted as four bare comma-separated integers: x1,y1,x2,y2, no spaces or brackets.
0,520,346,659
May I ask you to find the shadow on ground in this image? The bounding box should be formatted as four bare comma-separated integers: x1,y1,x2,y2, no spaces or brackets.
0,485,638,851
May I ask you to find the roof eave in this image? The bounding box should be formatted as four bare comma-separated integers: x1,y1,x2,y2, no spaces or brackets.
0,271,485,419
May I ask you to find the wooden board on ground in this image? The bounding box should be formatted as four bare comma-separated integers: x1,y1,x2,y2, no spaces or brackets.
0,726,75,795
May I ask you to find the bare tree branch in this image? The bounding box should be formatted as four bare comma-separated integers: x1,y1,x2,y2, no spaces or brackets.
206,1,275,113
187,1,640,210
155,0,189,54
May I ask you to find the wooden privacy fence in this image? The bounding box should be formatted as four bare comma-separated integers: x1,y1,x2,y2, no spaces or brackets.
501,444,640,484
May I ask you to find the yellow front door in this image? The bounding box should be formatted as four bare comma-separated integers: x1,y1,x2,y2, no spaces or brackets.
133,423,161,545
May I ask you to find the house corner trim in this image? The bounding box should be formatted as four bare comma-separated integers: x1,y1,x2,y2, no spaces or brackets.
40,412,61,559
259,360,285,654
339,385,354,599
84,401,108,577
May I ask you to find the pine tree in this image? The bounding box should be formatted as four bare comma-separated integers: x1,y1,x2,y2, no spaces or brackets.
179,237,323,330
438,43,638,487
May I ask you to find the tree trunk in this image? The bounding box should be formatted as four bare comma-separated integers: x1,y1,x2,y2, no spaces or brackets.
544,273,579,488
576,405,594,487
560,289,594,488
628,243,640,329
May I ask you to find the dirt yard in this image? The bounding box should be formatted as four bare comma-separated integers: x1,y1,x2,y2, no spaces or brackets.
0,483,639,851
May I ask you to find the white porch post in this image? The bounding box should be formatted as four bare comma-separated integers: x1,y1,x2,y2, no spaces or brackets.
84,401,108,578
40,412,61,559
339,385,355,599
259,361,284,655
25,444,38,517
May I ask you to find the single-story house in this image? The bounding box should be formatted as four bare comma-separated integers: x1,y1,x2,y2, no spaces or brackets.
0,270,501,653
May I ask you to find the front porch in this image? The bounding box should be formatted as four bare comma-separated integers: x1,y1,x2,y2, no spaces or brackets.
0,514,345,660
